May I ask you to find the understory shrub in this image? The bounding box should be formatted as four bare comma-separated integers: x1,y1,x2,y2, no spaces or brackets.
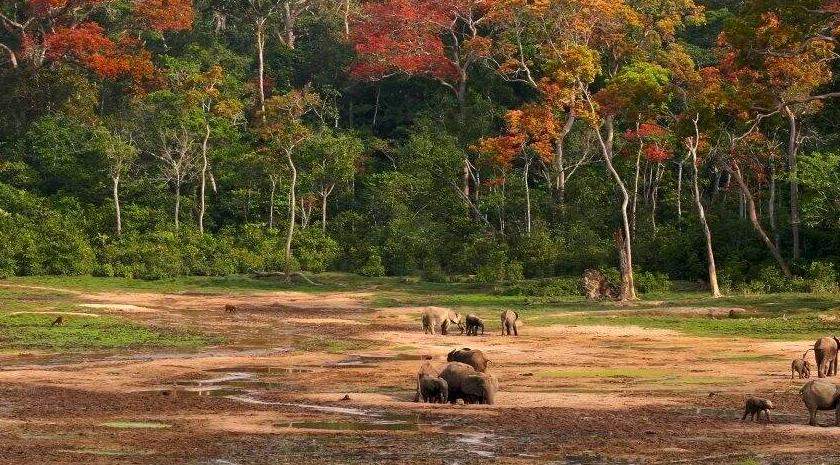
807,261,839,293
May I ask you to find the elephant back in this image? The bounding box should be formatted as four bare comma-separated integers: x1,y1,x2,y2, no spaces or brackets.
439,361,477,393
447,348,489,373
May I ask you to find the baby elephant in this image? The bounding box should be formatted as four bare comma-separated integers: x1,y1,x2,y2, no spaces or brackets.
465,314,485,336
792,358,812,380
500,310,519,336
418,375,448,404
742,397,773,422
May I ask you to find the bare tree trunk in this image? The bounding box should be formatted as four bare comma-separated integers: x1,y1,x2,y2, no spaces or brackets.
769,157,779,248
174,180,181,231
342,0,350,36
0,43,17,68
784,107,801,260
524,158,531,235
596,117,636,300
199,122,210,234
686,119,721,297
284,148,297,279
553,114,574,204
651,163,663,234
676,160,683,218
113,175,122,236
256,19,267,118
320,184,333,232
299,198,311,228
631,144,642,232
268,174,277,228
282,2,296,48
730,163,793,278
372,86,380,128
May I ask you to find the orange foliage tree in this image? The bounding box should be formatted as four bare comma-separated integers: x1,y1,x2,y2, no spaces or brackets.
1,0,193,81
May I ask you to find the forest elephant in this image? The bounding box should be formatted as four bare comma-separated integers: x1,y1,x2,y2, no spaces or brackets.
792,358,812,380
464,314,485,336
800,379,840,426
447,348,489,372
421,307,464,335
500,310,519,336
438,362,498,405
412,358,441,402
742,397,773,422
461,373,498,405
417,375,448,404
814,336,840,378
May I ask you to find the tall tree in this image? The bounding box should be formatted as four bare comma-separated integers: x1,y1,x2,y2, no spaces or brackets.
720,0,840,260
258,88,321,278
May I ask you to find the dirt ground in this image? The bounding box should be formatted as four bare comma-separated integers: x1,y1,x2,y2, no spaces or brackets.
1,285,839,464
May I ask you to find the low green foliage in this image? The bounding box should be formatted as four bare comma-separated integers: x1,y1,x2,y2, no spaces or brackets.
538,313,840,340
0,313,211,350
294,337,379,354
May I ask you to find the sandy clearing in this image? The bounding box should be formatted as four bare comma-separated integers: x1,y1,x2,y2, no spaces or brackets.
3,285,839,463
79,303,159,313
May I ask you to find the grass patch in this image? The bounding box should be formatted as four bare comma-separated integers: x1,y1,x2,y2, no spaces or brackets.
535,313,840,341
0,313,212,350
294,337,379,354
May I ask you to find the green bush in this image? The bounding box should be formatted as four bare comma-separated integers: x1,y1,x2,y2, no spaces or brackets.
808,261,839,293
634,271,671,293
497,277,581,296
359,248,385,277
294,228,339,273
421,259,448,283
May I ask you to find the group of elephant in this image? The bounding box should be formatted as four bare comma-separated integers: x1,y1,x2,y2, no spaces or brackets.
420,307,520,336
415,348,498,405
749,336,840,426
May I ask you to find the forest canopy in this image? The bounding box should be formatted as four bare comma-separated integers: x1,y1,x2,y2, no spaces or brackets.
1,0,838,296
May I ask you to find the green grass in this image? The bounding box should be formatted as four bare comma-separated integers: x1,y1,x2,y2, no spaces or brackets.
4,274,839,342
294,336,380,354
535,313,840,340
0,313,211,350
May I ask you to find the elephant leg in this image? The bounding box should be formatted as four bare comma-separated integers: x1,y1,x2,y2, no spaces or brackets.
764,410,771,422
809,408,817,426
833,357,838,376
741,410,748,421
513,324,518,336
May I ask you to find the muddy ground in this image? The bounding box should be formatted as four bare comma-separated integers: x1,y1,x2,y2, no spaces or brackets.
1,285,839,464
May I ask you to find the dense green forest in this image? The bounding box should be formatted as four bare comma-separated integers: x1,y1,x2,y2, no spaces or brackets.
0,0,838,297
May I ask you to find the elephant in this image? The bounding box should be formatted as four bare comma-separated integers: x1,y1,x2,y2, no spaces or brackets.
421,307,464,335
417,375,448,404
438,361,498,405
792,358,812,380
500,310,519,336
800,379,840,426
447,348,489,373
461,373,498,405
742,397,773,422
814,336,840,377
464,314,485,336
